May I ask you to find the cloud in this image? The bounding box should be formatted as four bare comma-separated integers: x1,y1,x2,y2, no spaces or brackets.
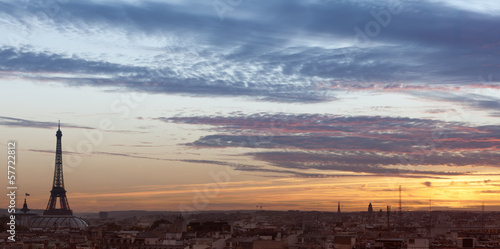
1,0,499,103
29,149,172,161
164,114,500,154
110,143,166,148
162,113,500,177
423,181,432,187
481,190,500,194
30,149,78,155
0,47,330,103
0,116,92,129
411,91,500,113
176,159,443,179
250,150,500,169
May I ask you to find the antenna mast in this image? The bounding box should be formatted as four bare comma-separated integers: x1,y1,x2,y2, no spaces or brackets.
482,202,485,228
428,199,432,237
387,205,391,232
399,185,402,228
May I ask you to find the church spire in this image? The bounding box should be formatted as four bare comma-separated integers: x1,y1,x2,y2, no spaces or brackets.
21,198,30,213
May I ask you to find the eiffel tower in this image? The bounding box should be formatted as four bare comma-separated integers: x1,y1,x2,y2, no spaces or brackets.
44,121,73,216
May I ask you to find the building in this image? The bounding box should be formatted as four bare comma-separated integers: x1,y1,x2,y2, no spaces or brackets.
457,237,476,249
374,238,403,249
15,198,37,228
225,237,260,249
334,235,356,249
252,240,284,249
99,211,109,220
407,238,429,249
188,221,231,235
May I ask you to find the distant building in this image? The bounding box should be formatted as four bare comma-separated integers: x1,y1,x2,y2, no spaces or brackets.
252,240,284,249
374,238,403,249
297,233,326,248
135,231,162,245
334,235,356,249
15,198,37,228
225,237,259,249
368,202,374,222
99,211,109,220
188,221,230,236
457,237,476,249
407,238,429,249
171,214,187,233
225,237,282,249
189,237,226,249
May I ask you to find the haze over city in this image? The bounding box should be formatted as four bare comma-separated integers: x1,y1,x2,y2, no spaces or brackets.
1,0,500,213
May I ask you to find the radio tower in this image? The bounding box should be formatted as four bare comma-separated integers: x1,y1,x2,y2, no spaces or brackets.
428,199,432,237
44,121,73,216
387,205,391,231
399,185,402,228
482,202,485,228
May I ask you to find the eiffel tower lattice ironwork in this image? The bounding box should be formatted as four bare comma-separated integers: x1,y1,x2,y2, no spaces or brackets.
44,121,73,216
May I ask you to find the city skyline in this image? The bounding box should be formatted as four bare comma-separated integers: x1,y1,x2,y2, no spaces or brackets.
1,0,500,213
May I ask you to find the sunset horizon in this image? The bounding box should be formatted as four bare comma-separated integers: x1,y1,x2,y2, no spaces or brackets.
2,0,500,215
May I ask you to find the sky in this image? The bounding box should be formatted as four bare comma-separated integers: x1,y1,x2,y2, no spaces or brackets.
1,0,500,213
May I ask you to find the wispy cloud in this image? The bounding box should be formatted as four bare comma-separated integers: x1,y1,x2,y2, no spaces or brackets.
0,116,92,129
1,0,499,103
162,113,500,177
164,114,500,153
176,159,447,179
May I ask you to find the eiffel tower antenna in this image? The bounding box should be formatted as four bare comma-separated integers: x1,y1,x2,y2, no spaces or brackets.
44,122,73,215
